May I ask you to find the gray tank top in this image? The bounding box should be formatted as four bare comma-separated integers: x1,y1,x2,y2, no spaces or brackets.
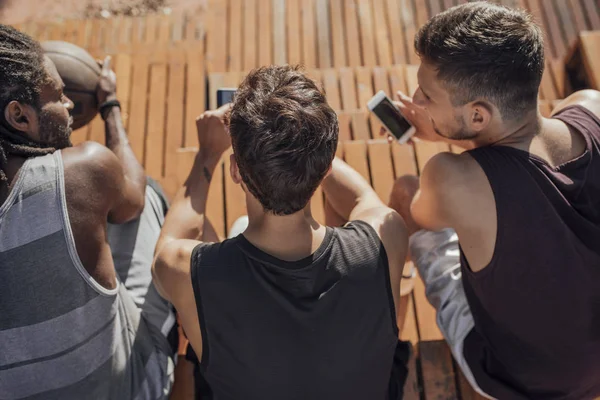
0,152,172,400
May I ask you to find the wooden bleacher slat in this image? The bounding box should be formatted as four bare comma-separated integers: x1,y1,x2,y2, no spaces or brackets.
329,0,348,67
427,0,442,17
567,0,589,33
581,0,600,30
128,54,150,163
116,17,132,52
184,14,199,41
541,0,567,57
391,141,418,177
420,341,459,399
171,11,185,42
357,0,377,66
301,0,317,68
144,14,159,44
339,68,359,110
554,0,578,51
322,69,342,110
243,0,259,70
224,150,247,237
258,0,273,66
355,67,376,134
208,73,226,119
372,0,393,66
580,31,600,90
229,0,243,71
130,18,144,48
104,18,120,54
316,0,333,68
523,0,553,58
206,0,228,72
388,65,408,96
344,0,363,67
164,50,186,180
308,68,323,88
115,54,133,130
343,140,370,180
286,0,302,65
540,64,559,101
338,112,353,141
443,0,454,10
145,52,168,178
413,0,430,29
273,0,288,65
403,1,419,65
48,22,64,40
88,19,104,54
367,140,395,203
185,48,206,147
71,127,89,146
385,0,408,65
351,111,372,140
157,15,171,44
457,368,487,400
372,67,391,135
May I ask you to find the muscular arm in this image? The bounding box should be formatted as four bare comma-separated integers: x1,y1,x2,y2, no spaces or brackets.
322,158,407,311
551,89,600,118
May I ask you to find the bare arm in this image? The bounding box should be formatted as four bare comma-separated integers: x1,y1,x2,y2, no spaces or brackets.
97,57,146,223
322,157,407,311
551,89,600,118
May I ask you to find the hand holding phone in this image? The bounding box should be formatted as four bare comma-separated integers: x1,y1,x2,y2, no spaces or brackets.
216,88,237,108
367,90,416,144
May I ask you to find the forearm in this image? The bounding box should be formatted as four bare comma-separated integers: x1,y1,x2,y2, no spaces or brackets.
321,158,382,220
104,106,146,194
156,150,221,253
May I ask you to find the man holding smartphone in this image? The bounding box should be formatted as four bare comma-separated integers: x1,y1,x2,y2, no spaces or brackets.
152,65,410,399
386,2,600,399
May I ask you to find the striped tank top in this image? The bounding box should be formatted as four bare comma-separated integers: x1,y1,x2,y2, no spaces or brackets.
0,152,173,400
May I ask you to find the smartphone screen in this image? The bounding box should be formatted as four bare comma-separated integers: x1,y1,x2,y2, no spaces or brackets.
371,96,413,141
217,89,236,108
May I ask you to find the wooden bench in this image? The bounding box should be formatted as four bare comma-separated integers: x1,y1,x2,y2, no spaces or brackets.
566,31,600,91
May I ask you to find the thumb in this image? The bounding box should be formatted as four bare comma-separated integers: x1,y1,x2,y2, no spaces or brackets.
102,56,112,75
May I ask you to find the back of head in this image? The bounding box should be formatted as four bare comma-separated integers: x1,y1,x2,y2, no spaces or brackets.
414,1,544,121
229,65,338,215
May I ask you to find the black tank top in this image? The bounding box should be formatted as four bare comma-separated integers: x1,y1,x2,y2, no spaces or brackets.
461,106,600,399
190,221,400,400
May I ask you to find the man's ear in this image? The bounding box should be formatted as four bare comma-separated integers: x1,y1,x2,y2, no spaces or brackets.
4,101,35,133
465,101,493,133
230,153,243,185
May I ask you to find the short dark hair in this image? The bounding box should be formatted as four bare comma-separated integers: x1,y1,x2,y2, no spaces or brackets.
414,1,544,120
229,65,338,215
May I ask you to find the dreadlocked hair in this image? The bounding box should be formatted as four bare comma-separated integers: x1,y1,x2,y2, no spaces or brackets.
0,24,54,184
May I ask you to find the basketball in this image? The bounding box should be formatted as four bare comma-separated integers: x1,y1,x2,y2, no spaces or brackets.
41,41,101,130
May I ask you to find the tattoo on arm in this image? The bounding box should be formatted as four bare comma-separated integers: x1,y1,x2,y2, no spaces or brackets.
203,166,212,183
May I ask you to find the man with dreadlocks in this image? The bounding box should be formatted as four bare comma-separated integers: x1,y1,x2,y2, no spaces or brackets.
0,25,176,399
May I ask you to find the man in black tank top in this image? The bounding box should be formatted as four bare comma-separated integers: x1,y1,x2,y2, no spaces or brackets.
384,2,600,399
152,65,410,399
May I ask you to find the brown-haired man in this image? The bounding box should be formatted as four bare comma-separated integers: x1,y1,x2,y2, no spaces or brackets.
387,2,600,399
153,65,409,399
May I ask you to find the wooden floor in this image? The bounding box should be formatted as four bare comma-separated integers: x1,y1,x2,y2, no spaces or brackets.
9,0,600,398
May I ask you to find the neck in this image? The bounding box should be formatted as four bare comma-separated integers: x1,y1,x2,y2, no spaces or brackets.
243,197,327,261
471,108,542,150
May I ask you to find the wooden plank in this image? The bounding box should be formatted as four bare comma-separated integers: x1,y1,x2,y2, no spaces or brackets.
130,18,145,47
103,17,120,54
185,48,206,147
128,54,150,163
344,0,363,67
442,0,454,10
388,65,408,95
339,68,358,110
71,127,89,146
351,111,372,140
71,20,90,48
355,67,375,110
337,111,353,141
315,0,332,68
259,0,274,66
373,67,391,97
172,11,185,42
580,31,600,90
145,53,168,179
427,0,442,17
115,54,133,131
540,0,565,58
372,0,393,66
567,0,589,33
184,14,199,41
165,50,186,180
367,140,395,204
554,0,578,52
48,22,64,41
301,0,317,68
322,69,342,111
414,0,430,29
343,140,370,181
581,0,600,30
224,149,247,237
357,0,377,66
273,0,288,65
206,0,228,72
540,64,558,101
88,19,104,54
420,341,458,399
208,73,226,114
157,15,171,44
330,0,347,67
549,59,567,99
402,0,419,64
243,0,259,70
229,0,244,71
386,0,408,65
144,14,159,44
392,141,418,177
287,0,302,65
405,65,419,95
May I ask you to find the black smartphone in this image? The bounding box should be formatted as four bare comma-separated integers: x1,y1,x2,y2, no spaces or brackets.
367,90,416,144
216,88,237,108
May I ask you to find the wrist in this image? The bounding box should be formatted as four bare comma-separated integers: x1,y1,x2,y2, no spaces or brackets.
198,148,224,166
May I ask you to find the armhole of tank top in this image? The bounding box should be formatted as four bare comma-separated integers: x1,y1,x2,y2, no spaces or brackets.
461,151,504,279
190,243,211,370
352,220,399,337
54,151,119,297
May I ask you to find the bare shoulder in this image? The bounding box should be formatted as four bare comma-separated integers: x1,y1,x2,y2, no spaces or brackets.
552,89,600,119
61,141,123,181
421,151,484,197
